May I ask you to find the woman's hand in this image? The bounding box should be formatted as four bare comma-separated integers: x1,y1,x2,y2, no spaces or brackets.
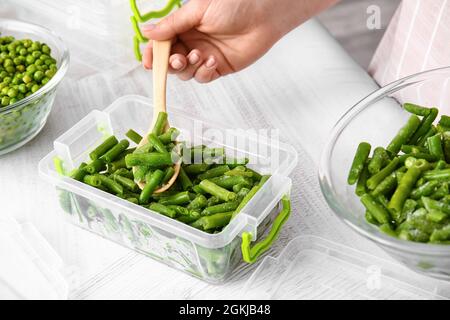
142,0,338,83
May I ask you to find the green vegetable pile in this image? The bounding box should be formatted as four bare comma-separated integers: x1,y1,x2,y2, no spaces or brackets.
0,35,58,107
69,111,269,234
348,103,450,244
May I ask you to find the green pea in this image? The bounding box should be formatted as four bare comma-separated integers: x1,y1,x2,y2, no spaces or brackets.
45,69,55,78
18,84,26,93
41,77,49,85
42,45,50,54
7,88,18,98
19,48,27,56
9,97,18,105
31,84,40,93
22,74,32,84
32,51,41,58
35,59,43,66
34,70,44,82
26,55,35,64
4,58,13,67
1,96,10,106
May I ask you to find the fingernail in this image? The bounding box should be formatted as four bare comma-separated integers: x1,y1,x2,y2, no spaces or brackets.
142,24,156,31
171,59,183,70
205,56,216,68
188,53,200,65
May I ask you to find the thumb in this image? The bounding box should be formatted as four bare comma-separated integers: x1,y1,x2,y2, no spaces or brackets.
141,1,204,40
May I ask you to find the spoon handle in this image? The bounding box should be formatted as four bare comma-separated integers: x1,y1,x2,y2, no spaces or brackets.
152,40,171,127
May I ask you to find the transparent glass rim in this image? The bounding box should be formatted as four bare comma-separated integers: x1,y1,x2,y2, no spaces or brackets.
319,66,450,256
0,18,70,113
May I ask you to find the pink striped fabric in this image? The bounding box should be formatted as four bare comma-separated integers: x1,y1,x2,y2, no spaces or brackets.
369,0,450,110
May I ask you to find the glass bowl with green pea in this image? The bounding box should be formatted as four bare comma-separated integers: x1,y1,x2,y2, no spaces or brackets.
320,66,450,280
0,19,69,155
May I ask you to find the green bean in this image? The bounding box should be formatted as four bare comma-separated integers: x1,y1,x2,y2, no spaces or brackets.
403,103,431,116
113,168,134,179
112,174,139,192
198,165,230,180
388,166,421,222
258,175,271,186
192,185,207,195
70,162,87,181
442,132,450,163
183,163,210,175
417,126,436,147
400,145,428,154
422,197,450,215
166,205,190,216
430,225,450,242
89,136,118,160
371,173,397,197
158,191,192,206
427,209,447,223
209,175,253,190
424,169,450,181
368,147,389,175
134,165,150,182
161,166,175,184
348,142,371,185
365,210,378,225
231,185,260,219
95,174,123,195
152,112,168,136
139,169,164,204
125,129,143,144
408,108,438,145
206,196,221,207
439,115,450,128
202,201,240,216
236,187,250,202
83,175,102,188
433,160,447,171
224,166,254,177
355,165,370,196
398,152,437,163
125,152,173,167
427,134,444,160
225,157,250,168
386,115,421,154
109,158,127,173
84,159,106,174
410,180,439,199
397,171,405,184
431,183,448,200
360,193,391,224
158,128,180,145
149,203,177,218
199,180,236,202
191,212,233,230
401,199,417,223
232,183,246,193
187,194,208,211
148,133,169,154
100,139,130,163
366,157,400,190
177,210,201,224
379,223,397,237
178,167,193,190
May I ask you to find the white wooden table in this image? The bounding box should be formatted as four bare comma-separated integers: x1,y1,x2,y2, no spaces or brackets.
0,18,441,299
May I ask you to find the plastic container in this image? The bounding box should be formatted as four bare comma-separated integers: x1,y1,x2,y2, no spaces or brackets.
0,19,69,155
10,0,183,78
243,236,450,299
319,66,450,280
38,95,298,283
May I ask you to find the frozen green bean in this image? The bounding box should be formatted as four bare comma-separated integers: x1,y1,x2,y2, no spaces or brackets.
348,142,371,185
89,136,118,160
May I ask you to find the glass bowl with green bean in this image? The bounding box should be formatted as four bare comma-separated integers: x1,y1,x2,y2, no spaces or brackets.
0,19,69,155
320,66,450,280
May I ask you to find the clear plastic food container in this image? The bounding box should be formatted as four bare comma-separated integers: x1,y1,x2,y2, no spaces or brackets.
243,236,450,299
38,95,297,283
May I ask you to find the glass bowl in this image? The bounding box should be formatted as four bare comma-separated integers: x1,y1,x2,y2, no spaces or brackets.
319,66,450,280
0,19,69,155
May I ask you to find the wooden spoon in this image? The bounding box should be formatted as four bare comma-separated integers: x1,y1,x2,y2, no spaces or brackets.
134,40,181,193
